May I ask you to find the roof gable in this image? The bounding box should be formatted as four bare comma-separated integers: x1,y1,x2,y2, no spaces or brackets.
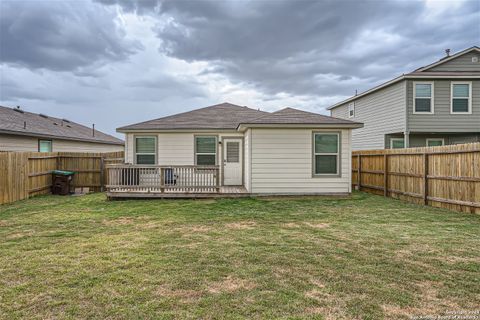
0,106,123,145
416,46,480,72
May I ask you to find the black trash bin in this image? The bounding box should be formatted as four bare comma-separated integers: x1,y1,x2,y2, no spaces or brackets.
51,170,75,195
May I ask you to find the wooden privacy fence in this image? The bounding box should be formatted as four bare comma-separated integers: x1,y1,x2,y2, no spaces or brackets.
352,142,480,214
0,151,124,205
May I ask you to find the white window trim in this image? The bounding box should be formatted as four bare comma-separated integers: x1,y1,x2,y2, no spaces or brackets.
38,139,52,152
450,81,472,115
413,81,434,114
313,132,340,176
134,135,157,165
426,138,445,147
348,102,355,118
194,135,218,165
390,138,405,149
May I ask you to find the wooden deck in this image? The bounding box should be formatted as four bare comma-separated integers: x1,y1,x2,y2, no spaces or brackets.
107,186,249,199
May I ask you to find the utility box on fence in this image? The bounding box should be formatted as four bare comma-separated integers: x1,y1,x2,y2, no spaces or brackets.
52,170,75,195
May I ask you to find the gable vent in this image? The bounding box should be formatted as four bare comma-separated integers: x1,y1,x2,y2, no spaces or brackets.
472,56,479,63
39,113,48,118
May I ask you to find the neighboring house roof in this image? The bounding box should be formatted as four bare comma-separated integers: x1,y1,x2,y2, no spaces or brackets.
328,46,480,110
0,106,124,145
118,103,362,132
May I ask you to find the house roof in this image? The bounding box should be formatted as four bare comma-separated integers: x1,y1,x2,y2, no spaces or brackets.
239,107,362,126
0,106,124,145
328,46,480,110
118,103,362,132
118,103,269,131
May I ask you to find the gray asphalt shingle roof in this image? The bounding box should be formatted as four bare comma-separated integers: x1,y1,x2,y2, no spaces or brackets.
240,107,362,125
0,106,123,145
118,103,361,131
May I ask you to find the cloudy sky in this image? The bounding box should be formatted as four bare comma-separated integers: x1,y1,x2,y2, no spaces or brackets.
0,0,479,138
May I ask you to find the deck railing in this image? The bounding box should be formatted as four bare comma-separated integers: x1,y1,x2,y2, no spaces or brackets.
106,164,220,193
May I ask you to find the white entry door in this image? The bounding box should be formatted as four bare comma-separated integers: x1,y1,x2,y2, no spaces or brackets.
223,138,243,185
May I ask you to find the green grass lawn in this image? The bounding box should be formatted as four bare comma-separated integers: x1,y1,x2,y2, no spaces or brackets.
0,192,479,320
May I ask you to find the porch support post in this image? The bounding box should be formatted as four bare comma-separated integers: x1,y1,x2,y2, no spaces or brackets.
404,131,410,148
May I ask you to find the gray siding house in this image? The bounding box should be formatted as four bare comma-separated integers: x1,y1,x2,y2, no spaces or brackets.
328,46,480,150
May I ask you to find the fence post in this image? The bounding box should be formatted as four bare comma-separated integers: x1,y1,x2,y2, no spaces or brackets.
160,167,165,193
357,154,361,191
423,153,429,205
384,154,388,197
100,156,105,192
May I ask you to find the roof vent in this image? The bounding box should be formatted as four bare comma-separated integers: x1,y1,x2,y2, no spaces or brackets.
53,122,58,126
39,113,48,118
66,124,71,128
13,106,24,114
62,118,70,123
445,48,450,57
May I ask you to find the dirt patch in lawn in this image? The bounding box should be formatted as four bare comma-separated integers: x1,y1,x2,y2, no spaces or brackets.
225,221,256,230
305,222,330,229
208,276,256,294
155,286,203,302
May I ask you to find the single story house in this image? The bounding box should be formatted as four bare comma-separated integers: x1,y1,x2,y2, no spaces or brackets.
111,103,362,197
0,106,124,152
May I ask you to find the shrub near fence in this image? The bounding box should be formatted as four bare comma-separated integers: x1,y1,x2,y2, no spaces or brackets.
0,151,124,205
352,142,480,214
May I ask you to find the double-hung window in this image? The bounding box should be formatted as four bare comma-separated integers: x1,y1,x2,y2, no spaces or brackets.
451,82,472,114
313,133,340,176
414,82,434,114
38,140,52,152
348,102,355,118
135,136,156,165
195,136,217,165
390,138,405,149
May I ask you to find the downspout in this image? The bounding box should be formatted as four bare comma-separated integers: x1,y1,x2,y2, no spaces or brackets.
404,79,410,148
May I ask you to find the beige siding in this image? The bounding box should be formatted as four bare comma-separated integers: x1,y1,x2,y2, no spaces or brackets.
126,132,243,165
0,134,124,152
428,51,480,72
331,80,406,150
250,128,351,194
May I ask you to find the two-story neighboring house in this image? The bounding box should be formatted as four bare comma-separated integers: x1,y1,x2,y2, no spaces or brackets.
328,46,480,150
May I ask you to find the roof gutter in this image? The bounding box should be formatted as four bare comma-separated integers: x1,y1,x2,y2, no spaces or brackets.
237,123,364,132
0,129,124,145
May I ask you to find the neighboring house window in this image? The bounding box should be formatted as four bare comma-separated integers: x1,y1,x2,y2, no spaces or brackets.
313,133,339,175
195,136,217,165
413,82,434,114
451,82,472,114
38,140,52,152
135,136,156,165
348,102,355,118
426,138,444,147
390,138,405,149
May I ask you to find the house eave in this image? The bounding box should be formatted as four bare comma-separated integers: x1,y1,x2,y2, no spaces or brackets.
117,128,240,134
0,129,124,145
237,123,364,132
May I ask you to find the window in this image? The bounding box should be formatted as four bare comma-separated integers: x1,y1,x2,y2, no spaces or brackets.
390,138,405,149
195,136,217,165
135,136,156,165
451,82,472,114
413,82,434,114
348,102,355,118
313,133,340,175
38,140,52,152
427,138,444,147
